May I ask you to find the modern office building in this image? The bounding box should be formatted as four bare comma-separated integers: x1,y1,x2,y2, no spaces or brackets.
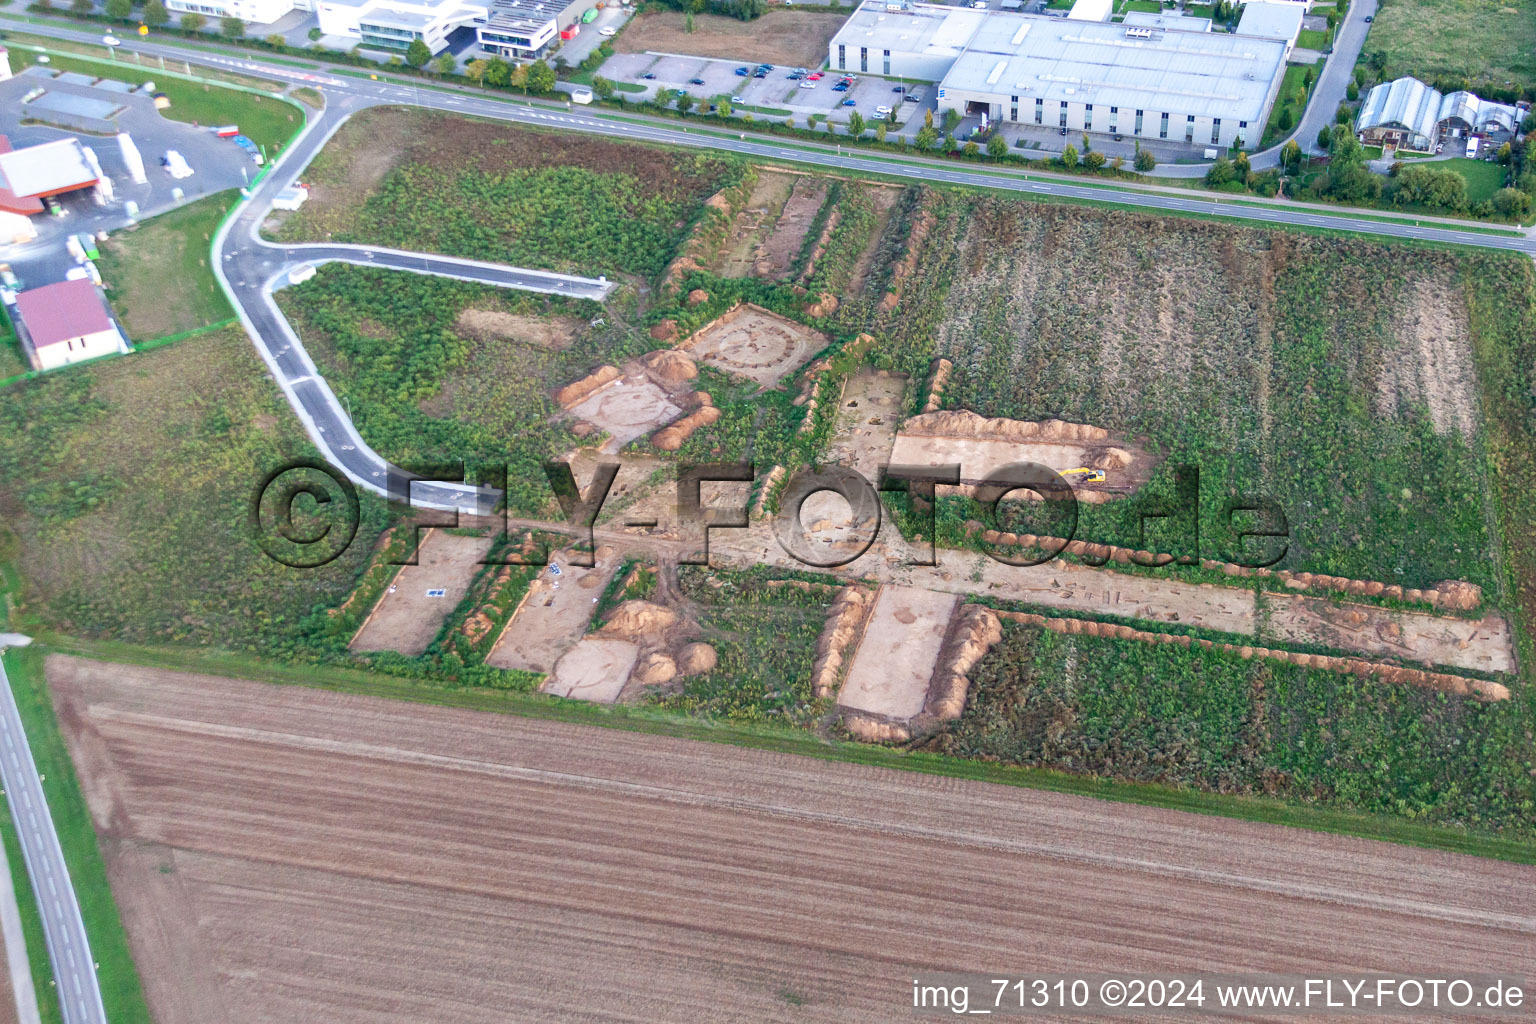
315,0,486,52
477,0,597,60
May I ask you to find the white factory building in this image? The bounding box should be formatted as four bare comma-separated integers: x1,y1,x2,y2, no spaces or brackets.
829,1,1291,150
167,0,312,29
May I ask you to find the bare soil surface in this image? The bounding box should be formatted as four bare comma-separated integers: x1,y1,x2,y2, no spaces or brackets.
824,370,906,481
486,553,617,673
566,373,684,450
49,656,1536,1024
838,586,958,720
453,310,582,350
887,433,1154,494
757,177,828,279
1263,596,1516,675
681,304,825,386
542,636,639,702
616,9,842,67
713,171,795,278
1375,273,1478,441
350,529,494,656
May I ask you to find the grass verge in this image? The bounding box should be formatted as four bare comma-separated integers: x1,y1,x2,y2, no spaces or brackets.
0,799,61,1024
94,190,239,341
0,648,151,1022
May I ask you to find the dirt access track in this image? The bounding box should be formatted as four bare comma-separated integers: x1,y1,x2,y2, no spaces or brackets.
50,656,1535,1023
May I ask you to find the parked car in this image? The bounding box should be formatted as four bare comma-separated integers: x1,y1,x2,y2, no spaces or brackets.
757,63,774,70
892,85,906,93
599,25,616,35
874,105,891,117
833,83,849,91
735,66,751,76
787,72,803,79
753,69,768,78
689,77,705,85
807,72,823,80
799,81,818,89
0,264,18,289
842,98,857,107
641,72,656,79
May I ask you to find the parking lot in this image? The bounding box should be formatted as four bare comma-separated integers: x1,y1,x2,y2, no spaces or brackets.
0,64,255,293
599,51,923,128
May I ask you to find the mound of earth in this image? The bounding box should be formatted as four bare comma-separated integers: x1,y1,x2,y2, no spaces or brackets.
677,642,717,675
600,600,678,639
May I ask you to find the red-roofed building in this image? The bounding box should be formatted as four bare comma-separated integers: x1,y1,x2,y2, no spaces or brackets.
0,136,99,214
14,278,127,371
0,136,44,244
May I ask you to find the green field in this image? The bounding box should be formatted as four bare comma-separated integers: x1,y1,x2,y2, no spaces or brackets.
1260,64,1311,147
0,306,26,381
94,190,238,340
0,328,387,651
0,648,151,1024
272,107,743,278
1366,0,1536,91
5,46,303,155
1421,157,1510,204
1296,27,1332,50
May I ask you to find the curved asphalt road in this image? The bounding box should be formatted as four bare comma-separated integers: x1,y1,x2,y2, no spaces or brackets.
6,14,1521,512
0,655,104,1024
214,89,614,512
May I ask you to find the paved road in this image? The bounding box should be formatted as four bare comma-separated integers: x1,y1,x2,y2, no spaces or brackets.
4,18,1527,248
1296,0,1378,156
0,655,104,1024
213,89,613,513
45,17,1512,511
6,15,1534,517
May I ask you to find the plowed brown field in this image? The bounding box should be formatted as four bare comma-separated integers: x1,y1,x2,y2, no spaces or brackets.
50,656,1534,1024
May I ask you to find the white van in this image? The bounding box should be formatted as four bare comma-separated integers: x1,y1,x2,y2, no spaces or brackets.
571,87,594,105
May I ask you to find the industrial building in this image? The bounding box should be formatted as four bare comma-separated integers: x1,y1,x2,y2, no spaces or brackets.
829,2,986,82
829,1,1289,150
0,136,109,214
165,0,307,30
1356,77,1525,152
1233,1,1304,56
11,279,128,372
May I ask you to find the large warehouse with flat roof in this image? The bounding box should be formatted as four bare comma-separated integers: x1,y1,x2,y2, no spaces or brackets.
829,1,1289,150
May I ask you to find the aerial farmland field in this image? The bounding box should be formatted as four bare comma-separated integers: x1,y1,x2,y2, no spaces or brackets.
49,656,1536,1023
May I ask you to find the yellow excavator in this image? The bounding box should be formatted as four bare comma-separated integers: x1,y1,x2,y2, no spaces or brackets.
1059,467,1107,484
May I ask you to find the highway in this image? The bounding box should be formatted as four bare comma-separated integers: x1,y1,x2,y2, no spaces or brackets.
21,17,1490,510
2,18,1531,253
0,654,105,1024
